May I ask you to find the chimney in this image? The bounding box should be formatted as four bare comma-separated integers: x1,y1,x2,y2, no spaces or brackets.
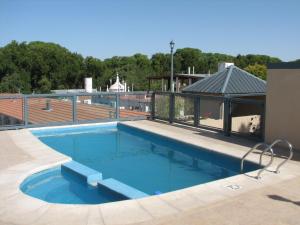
218,62,234,72
45,99,52,111
84,77,93,93
192,66,195,74
188,67,191,75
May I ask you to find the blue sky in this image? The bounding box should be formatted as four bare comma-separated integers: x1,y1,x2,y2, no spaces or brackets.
0,0,299,61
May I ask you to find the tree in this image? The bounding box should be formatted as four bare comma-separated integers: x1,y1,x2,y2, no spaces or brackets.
0,40,286,93
244,64,267,80
151,53,169,76
175,48,202,73
37,76,51,93
0,72,31,93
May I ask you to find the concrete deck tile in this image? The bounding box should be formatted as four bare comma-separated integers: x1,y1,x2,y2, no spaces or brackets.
158,189,206,211
137,196,179,218
100,200,153,225
35,205,89,225
86,205,105,225
0,184,21,202
0,194,49,225
184,184,229,204
0,205,50,225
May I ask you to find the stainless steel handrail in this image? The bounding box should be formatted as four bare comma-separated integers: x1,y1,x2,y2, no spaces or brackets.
267,139,293,174
241,142,274,179
257,147,274,179
241,139,293,179
241,143,268,173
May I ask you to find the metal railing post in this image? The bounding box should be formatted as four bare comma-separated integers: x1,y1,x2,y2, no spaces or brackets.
223,97,232,136
261,102,266,141
169,93,175,123
72,95,77,123
150,92,155,120
116,93,120,120
24,96,28,127
194,96,200,127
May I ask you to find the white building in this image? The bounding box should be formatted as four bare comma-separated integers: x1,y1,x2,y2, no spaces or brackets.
108,73,127,92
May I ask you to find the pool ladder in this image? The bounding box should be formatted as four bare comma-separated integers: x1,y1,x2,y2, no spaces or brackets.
241,139,293,179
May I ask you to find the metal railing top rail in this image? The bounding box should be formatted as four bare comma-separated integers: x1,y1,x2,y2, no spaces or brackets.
155,91,226,100
225,93,266,97
0,91,152,99
230,97,265,105
154,92,265,103
23,91,152,98
0,95,24,100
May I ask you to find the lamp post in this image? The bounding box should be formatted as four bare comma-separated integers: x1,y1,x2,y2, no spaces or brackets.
169,40,175,92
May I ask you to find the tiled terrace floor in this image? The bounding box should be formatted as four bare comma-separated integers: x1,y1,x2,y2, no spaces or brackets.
0,120,300,225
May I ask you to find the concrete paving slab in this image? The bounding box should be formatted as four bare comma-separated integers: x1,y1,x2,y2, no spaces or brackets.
99,200,153,225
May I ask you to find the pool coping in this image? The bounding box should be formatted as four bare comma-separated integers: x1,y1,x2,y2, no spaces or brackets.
1,120,300,225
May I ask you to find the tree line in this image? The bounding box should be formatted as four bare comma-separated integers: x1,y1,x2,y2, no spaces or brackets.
0,40,287,93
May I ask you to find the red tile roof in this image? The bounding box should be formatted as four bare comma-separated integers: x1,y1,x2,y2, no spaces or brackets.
0,97,148,125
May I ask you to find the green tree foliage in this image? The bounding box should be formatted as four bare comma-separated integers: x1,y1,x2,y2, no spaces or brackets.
244,64,267,80
38,76,52,93
0,41,283,93
0,71,31,93
175,48,202,73
234,54,281,69
151,53,170,76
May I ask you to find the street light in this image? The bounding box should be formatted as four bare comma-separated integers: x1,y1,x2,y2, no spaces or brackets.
169,40,175,92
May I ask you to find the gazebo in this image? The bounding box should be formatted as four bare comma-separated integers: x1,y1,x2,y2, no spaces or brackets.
182,65,266,97
147,73,209,92
182,65,266,133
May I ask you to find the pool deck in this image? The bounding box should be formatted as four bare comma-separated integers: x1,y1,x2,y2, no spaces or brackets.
0,120,300,225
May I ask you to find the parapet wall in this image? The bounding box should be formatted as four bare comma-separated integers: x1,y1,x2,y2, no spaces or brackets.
265,63,300,152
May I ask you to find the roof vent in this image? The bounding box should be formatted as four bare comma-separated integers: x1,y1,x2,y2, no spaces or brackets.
44,99,52,111
218,62,234,72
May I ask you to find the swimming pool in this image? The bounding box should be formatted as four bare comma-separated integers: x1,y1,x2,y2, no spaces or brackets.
23,123,260,204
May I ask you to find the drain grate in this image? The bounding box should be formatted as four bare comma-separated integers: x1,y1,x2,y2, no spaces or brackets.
225,184,242,190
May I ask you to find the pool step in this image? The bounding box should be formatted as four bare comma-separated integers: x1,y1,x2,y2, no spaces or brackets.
62,161,102,186
62,161,148,199
98,178,149,199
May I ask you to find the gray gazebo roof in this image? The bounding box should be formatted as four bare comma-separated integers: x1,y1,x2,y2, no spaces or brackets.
182,65,266,96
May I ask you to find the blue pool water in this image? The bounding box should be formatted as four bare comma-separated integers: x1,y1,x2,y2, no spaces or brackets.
20,166,126,204
29,123,260,198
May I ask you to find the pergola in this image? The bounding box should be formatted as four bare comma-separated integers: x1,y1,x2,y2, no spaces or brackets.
147,73,209,92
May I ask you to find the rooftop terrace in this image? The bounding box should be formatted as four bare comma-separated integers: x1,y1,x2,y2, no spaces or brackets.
0,120,299,225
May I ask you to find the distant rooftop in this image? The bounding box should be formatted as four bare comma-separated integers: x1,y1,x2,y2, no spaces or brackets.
182,65,266,96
